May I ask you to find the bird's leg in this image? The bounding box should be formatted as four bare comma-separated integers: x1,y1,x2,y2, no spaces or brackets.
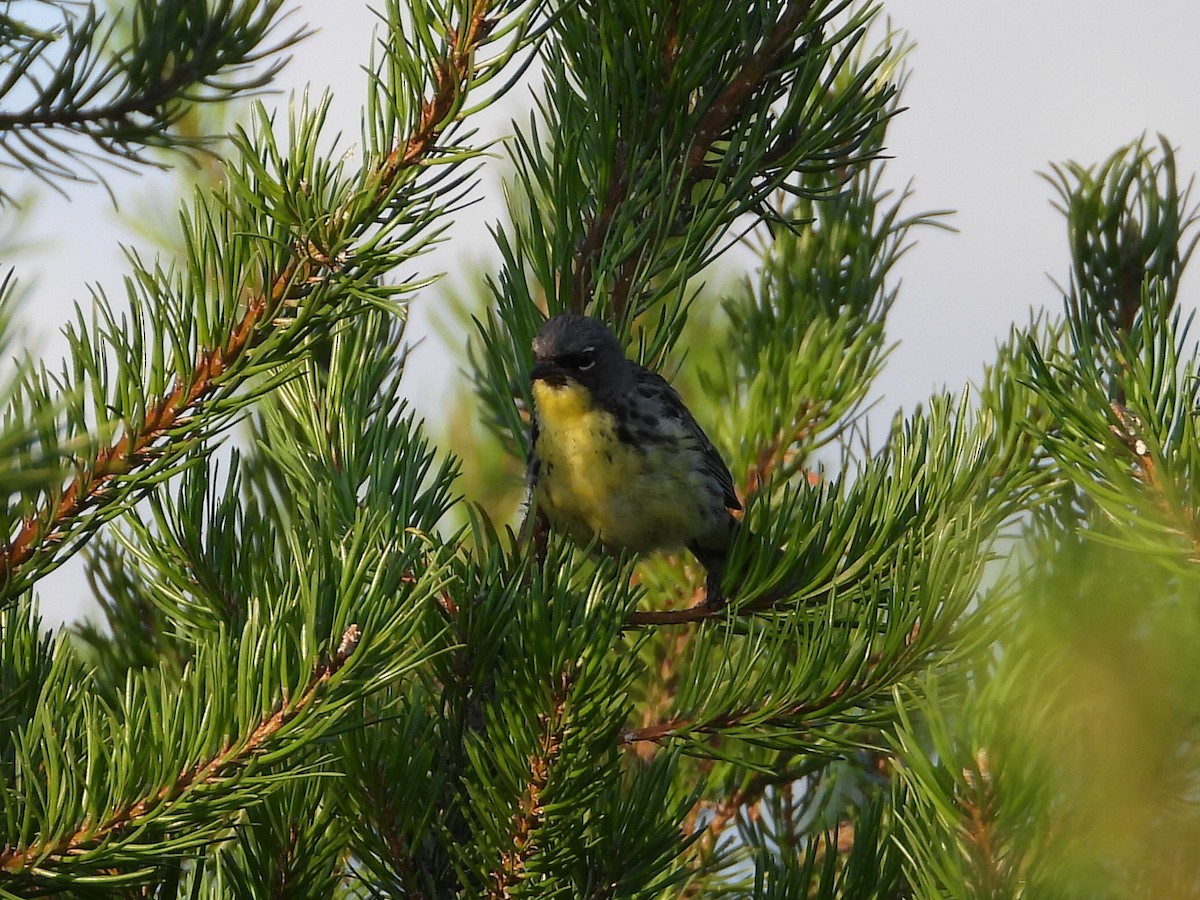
688,541,728,611
699,567,726,611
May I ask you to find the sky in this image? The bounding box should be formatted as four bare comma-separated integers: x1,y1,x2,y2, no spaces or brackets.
15,1,1200,623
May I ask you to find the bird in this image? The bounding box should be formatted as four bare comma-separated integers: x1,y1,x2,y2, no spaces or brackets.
526,313,764,608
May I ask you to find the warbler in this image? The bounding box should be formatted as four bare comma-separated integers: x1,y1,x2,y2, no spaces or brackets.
527,314,754,607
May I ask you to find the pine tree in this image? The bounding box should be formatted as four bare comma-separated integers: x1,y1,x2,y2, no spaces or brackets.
1,1,1197,898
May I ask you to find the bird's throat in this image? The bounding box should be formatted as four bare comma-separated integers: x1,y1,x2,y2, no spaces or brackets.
531,379,597,422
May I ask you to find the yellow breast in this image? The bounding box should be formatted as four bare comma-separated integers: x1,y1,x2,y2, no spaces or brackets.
531,381,714,553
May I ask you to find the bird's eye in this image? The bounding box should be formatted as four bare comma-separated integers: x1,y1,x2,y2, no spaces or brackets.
562,347,596,372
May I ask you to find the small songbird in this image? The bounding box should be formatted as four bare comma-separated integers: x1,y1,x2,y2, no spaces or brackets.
527,314,755,607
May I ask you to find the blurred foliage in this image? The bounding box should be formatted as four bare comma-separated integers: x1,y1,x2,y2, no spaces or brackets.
890,135,1200,898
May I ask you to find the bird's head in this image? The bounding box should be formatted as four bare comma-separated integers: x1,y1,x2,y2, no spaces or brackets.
530,315,633,402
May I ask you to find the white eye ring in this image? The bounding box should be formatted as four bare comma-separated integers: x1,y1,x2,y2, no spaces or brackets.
578,347,596,371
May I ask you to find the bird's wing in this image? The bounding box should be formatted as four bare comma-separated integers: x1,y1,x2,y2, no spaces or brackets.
631,369,742,511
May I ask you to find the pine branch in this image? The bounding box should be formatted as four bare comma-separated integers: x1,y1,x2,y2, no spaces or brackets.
0,22,281,129
0,625,360,878
1026,288,1200,577
624,581,817,626
742,406,821,498
627,598,723,627
0,278,279,591
377,2,500,189
1043,136,1199,339
959,752,1006,897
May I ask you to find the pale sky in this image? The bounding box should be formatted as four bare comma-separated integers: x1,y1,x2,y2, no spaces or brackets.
16,2,1200,623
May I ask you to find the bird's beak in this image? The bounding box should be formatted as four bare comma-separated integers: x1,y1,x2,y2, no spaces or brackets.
530,360,565,385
